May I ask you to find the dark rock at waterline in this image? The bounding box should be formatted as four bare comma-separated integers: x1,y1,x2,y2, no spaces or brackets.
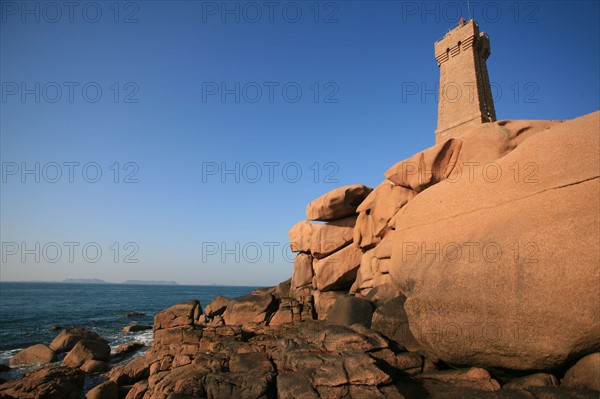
49,325,63,331
114,342,145,357
123,324,152,333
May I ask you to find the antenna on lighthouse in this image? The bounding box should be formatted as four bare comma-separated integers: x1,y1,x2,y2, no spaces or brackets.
467,0,472,20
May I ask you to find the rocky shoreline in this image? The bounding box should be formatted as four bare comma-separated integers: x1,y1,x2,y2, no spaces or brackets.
0,292,598,399
1,111,599,399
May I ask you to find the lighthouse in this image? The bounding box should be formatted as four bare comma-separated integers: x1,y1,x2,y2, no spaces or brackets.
434,19,496,143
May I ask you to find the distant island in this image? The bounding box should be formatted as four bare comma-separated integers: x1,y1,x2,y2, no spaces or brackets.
60,279,178,286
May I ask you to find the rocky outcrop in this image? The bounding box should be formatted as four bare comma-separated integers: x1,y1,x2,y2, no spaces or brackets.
154,300,202,331
4,111,598,398
390,111,600,370
103,314,416,399
88,295,600,399
9,344,56,367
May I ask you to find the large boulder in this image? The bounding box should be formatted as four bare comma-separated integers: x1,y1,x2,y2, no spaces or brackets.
306,184,372,221
222,293,278,325
390,111,600,370
312,243,362,291
49,327,107,353
9,344,56,367
63,339,111,368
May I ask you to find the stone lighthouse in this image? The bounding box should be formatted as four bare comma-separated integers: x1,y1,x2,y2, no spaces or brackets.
434,19,496,143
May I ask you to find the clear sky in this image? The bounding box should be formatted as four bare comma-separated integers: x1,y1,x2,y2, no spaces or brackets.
1,0,599,286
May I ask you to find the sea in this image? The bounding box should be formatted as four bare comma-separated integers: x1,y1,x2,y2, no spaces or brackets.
0,282,260,371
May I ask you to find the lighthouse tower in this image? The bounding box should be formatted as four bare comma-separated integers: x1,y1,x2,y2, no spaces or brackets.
434,19,496,143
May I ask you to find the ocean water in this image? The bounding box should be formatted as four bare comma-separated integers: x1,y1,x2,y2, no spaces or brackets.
0,282,260,366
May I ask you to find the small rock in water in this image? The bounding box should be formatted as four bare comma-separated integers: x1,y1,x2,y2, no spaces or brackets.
49,325,63,331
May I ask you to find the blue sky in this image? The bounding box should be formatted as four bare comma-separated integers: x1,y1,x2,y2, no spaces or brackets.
1,0,599,285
